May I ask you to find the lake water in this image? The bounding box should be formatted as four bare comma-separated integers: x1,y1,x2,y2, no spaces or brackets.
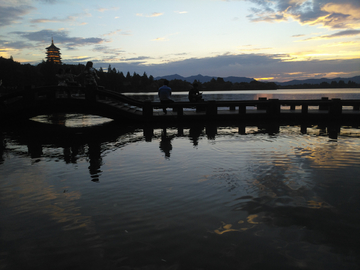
1,89,360,270
125,88,360,102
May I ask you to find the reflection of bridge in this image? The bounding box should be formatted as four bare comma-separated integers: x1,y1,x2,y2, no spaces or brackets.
1,86,360,123
2,119,358,181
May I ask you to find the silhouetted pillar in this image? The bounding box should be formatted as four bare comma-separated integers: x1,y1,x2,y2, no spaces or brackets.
206,100,217,118
143,100,153,118
177,125,184,136
176,106,183,117
266,123,279,135
319,97,329,110
257,97,267,110
27,141,43,158
267,99,280,117
206,124,217,140
88,141,102,182
330,98,342,119
328,123,340,140
301,124,307,134
238,125,246,135
302,104,308,115
238,104,246,115
143,125,154,142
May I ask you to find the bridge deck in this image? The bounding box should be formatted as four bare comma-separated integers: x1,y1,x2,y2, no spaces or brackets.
1,86,360,124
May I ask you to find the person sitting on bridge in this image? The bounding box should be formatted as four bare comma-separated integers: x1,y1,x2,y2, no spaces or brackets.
158,79,174,114
188,83,203,102
83,61,99,87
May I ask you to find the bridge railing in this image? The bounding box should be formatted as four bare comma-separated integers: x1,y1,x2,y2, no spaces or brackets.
1,86,360,121
141,97,360,119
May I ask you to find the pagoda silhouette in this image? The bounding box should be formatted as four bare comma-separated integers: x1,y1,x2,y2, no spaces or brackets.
46,39,61,64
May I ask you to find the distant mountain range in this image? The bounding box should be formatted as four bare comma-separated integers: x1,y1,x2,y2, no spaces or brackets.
277,76,360,86
155,74,254,83
155,74,360,85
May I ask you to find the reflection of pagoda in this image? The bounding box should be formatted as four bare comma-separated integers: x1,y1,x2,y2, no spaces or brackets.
46,39,61,64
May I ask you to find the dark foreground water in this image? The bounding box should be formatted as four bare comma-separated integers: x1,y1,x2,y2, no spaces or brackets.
1,114,360,270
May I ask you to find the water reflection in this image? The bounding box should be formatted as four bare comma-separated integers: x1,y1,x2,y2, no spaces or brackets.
189,124,204,146
2,120,357,180
2,118,360,269
88,141,103,182
159,128,174,159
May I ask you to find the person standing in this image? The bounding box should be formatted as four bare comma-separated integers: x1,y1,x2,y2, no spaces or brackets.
158,79,174,114
83,61,99,87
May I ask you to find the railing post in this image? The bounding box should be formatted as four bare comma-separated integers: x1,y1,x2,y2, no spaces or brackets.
302,104,308,115
330,98,342,118
238,104,246,115
319,97,329,110
206,100,217,118
143,100,153,118
230,105,236,111
257,97,267,110
267,99,280,117
290,104,296,110
177,106,183,117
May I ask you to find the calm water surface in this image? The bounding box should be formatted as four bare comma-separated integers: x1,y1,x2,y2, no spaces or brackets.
1,89,360,270
125,88,360,102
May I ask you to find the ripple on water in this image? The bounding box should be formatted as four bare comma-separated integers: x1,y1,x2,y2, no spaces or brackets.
2,123,360,269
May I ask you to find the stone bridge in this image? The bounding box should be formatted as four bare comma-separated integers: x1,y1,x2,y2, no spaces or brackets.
1,86,360,124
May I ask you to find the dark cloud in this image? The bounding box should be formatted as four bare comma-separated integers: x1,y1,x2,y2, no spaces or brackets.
304,29,360,40
10,29,105,49
0,40,30,50
92,45,125,55
244,0,360,29
75,54,359,82
0,5,35,27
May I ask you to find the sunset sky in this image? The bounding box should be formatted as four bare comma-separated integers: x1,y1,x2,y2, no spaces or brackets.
0,0,359,82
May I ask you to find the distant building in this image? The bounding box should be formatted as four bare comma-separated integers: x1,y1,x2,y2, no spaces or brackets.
46,39,61,64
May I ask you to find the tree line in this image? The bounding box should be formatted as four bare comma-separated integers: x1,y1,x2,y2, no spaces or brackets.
0,56,358,94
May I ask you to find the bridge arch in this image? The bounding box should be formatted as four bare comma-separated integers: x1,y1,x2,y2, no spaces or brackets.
0,86,144,123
